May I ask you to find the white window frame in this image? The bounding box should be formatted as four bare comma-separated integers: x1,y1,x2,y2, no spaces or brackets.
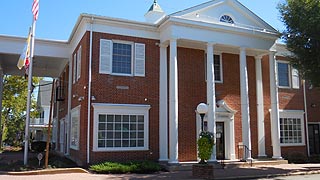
219,14,235,24
277,61,291,88
92,103,150,152
73,53,77,84
204,53,223,83
77,46,82,81
277,60,300,89
111,40,134,76
70,106,80,150
99,39,146,77
279,110,305,147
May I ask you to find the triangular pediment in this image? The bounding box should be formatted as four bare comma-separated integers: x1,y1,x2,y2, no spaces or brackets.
170,0,276,32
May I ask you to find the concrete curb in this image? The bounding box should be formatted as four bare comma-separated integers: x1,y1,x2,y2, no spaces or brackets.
213,170,320,180
6,168,89,176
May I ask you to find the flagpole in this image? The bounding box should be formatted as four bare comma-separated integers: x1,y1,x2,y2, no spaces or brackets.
23,18,36,166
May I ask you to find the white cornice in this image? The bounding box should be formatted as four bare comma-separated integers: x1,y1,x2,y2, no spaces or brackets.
161,17,279,41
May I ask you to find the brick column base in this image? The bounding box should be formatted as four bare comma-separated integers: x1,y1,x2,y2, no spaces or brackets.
192,164,214,179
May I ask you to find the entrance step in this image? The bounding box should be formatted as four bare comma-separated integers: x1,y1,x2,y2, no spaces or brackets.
164,159,288,171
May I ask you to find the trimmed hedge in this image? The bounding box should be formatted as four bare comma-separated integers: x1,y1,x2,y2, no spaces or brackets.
89,161,162,174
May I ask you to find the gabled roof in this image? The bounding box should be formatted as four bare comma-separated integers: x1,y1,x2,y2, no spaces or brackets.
169,0,277,33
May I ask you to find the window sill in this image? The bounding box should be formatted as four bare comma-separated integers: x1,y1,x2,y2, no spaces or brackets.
70,146,79,150
93,147,148,152
280,143,305,147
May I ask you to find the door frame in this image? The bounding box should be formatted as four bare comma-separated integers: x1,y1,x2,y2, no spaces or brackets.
195,100,236,160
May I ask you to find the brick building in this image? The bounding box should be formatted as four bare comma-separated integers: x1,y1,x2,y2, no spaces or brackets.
1,0,318,166
48,0,320,166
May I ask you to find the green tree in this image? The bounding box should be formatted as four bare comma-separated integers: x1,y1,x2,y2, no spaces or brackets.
1,75,40,147
278,0,320,87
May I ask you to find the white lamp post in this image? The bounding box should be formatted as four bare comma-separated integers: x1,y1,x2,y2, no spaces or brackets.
197,103,208,132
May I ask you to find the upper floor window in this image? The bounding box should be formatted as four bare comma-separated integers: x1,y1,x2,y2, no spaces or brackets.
205,54,223,83
220,15,234,24
73,46,82,84
277,61,300,89
100,39,146,77
112,43,132,74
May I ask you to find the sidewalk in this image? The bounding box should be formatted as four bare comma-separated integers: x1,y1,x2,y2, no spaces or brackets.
2,163,320,179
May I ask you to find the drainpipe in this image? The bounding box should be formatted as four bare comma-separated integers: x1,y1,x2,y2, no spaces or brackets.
303,80,310,157
87,16,94,164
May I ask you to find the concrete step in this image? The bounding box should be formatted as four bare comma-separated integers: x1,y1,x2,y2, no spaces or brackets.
164,159,288,171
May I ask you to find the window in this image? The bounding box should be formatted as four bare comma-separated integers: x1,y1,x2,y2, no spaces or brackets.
205,54,223,83
100,39,146,77
220,15,234,24
277,61,300,89
73,53,76,84
278,62,289,87
73,46,82,83
112,43,132,74
70,106,80,150
92,103,150,151
77,46,82,81
279,110,305,146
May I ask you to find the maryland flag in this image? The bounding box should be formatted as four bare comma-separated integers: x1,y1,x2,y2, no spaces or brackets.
17,29,31,70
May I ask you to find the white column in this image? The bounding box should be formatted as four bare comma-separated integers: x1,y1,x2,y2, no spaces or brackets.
169,38,179,164
206,42,217,162
255,56,266,157
240,47,252,159
159,43,168,162
269,51,282,159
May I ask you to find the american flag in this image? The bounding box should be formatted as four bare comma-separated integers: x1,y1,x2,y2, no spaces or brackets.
32,0,39,21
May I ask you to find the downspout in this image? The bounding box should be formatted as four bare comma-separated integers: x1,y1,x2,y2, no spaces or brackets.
303,80,310,157
87,17,94,164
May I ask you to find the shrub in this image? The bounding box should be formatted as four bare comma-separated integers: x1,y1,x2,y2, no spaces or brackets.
89,161,161,174
309,155,320,163
197,131,214,164
286,151,307,164
31,141,50,152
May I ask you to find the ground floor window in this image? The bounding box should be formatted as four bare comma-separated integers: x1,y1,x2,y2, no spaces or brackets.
279,110,305,146
92,103,150,151
70,106,80,150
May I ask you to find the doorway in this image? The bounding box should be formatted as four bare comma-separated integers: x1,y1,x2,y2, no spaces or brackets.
308,124,320,155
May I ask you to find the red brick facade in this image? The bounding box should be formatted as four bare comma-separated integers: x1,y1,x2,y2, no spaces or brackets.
54,31,317,165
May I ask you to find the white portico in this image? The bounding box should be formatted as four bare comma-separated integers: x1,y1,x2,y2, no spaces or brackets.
0,34,70,153
157,0,281,163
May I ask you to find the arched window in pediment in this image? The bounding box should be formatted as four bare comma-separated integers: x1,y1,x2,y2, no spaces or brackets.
220,15,234,24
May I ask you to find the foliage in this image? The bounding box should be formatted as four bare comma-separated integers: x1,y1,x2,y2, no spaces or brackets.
31,141,50,152
1,75,41,146
278,0,320,87
0,152,77,171
308,155,320,163
89,161,162,174
197,131,214,164
285,151,308,164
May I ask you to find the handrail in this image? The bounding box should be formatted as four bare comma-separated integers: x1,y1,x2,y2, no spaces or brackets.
238,144,253,167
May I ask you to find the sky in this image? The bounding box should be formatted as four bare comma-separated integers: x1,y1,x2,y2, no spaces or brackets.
0,0,286,41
